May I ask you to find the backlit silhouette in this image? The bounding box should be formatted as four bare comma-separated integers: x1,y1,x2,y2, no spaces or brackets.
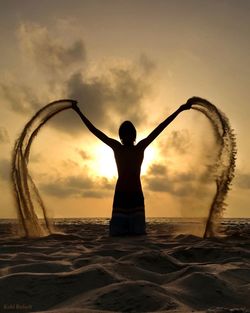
11,97,236,238
72,101,192,236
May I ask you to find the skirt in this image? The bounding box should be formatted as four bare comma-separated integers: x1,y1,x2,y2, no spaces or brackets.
109,191,146,236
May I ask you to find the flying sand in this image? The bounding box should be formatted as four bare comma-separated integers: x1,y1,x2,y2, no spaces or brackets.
11,97,236,238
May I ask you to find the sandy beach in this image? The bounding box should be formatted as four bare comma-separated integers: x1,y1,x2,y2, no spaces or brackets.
0,219,249,313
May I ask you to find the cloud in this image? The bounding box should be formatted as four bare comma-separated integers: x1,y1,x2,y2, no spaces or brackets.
0,127,9,143
1,22,86,115
144,164,195,197
40,173,114,198
147,164,167,176
51,61,152,135
144,131,195,196
40,175,93,197
2,22,155,137
1,84,40,114
168,130,191,154
143,160,216,217
159,129,191,155
76,148,91,161
18,22,86,75
143,162,212,198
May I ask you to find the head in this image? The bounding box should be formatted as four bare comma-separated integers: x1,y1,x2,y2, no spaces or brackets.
119,121,136,145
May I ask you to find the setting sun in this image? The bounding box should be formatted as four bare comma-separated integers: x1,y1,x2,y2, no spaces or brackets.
92,144,117,179
141,145,157,175
90,142,157,179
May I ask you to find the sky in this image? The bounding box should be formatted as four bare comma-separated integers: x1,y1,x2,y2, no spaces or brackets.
0,0,250,218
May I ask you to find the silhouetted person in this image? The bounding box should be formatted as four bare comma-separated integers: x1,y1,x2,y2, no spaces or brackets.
72,100,192,236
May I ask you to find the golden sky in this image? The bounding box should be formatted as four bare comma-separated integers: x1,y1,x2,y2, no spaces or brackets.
0,0,250,218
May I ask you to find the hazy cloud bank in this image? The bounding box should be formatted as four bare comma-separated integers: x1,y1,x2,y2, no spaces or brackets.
1,22,156,137
40,174,114,199
144,162,212,197
18,22,86,76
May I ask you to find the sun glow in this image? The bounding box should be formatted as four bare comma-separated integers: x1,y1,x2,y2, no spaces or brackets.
92,144,117,179
91,143,157,179
141,145,157,175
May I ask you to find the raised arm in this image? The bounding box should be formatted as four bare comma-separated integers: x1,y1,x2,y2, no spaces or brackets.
72,102,120,149
138,100,192,149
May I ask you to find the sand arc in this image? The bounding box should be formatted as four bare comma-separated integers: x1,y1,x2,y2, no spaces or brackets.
191,97,236,237
11,97,236,238
12,99,76,237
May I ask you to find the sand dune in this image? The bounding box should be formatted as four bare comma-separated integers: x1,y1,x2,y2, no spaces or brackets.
0,220,249,313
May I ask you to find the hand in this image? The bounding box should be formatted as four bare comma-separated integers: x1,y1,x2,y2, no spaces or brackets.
179,102,192,111
72,101,80,112
179,97,198,111
186,97,201,106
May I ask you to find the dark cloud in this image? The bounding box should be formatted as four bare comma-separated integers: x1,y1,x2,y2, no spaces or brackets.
144,131,195,196
145,175,195,197
40,173,114,198
76,148,91,161
1,22,85,115
143,162,212,197
58,71,111,132
18,22,86,75
3,23,155,138
40,175,93,198
109,67,147,124
0,127,9,143
147,164,167,176
66,175,94,190
1,84,40,114
144,160,214,215
51,63,151,135
145,176,172,193
144,164,194,197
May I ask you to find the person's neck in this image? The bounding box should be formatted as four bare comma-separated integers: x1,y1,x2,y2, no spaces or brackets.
123,142,134,147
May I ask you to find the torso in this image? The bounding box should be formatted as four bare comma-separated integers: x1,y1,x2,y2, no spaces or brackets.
113,143,144,193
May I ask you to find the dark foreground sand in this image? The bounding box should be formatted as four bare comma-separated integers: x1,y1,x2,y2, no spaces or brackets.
0,219,249,313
